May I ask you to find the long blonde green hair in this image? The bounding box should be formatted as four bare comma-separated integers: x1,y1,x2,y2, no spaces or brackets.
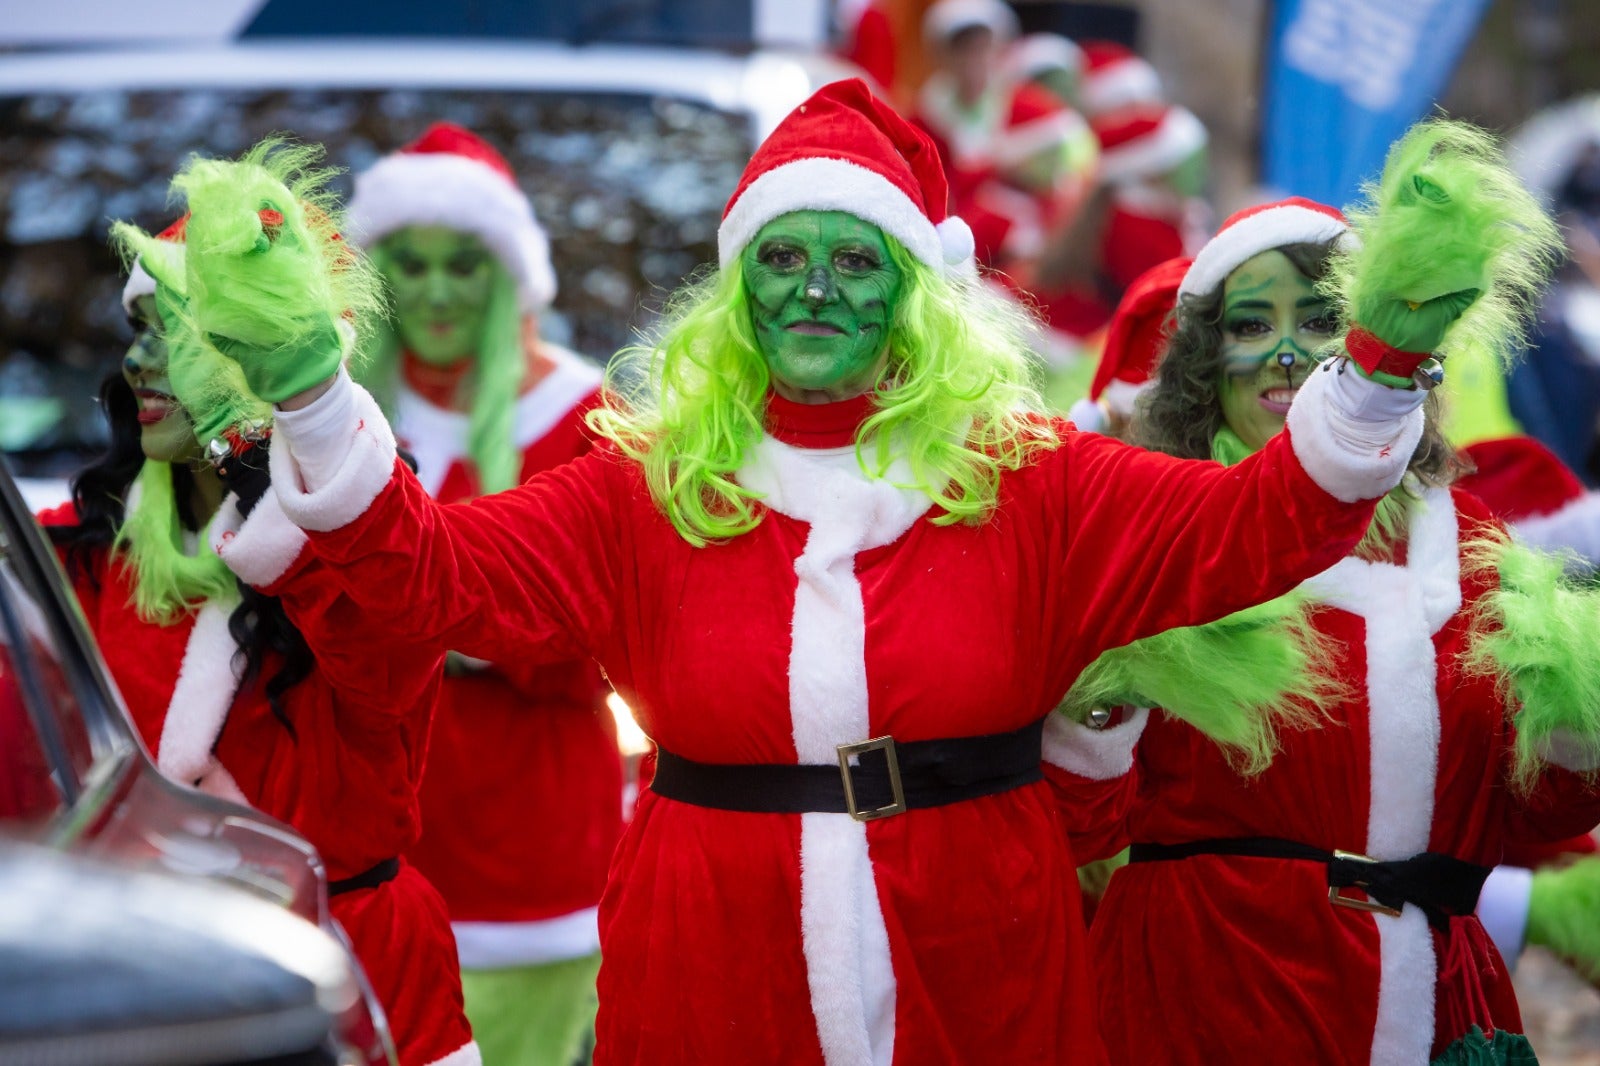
588,237,1059,545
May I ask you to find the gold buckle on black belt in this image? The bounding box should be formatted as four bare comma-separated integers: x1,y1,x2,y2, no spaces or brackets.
1327,849,1403,918
836,736,906,822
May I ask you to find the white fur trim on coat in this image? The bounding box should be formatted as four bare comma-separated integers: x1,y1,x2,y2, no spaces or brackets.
158,600,245,788
271,373,400,533
1040,708,1149,780
425,1040,482,1066
211,491,309,589
451,907,600,970
1302,487,1460,1066
349,154,555,311
1285,358,1426,503
1513,490,1600,569
739,437,935,1066
719,157,966,277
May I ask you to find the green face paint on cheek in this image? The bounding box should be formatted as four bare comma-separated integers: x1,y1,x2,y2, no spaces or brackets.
740,210,903,402
122,295,201,464
380,225,496,366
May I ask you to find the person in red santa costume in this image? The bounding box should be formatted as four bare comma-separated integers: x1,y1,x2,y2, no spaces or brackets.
344,123,622,1065
47,145,478,1066
1056,127,1600,1064
181,80,1433,1064
915,0,1020,207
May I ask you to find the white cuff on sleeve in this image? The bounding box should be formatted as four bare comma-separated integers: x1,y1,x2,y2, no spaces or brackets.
1477,864,1533,968
1041,707,1149,781
1285,359,1426,503
270,371,399,532
210,491,309,588
1532,727,1600,773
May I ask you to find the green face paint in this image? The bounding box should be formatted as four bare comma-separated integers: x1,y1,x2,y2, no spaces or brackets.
1216,250,1339,451
741,210,902,403
378,225,496,366
122,294,203,464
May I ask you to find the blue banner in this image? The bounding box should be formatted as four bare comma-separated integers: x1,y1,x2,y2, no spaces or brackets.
1261,0,1491,209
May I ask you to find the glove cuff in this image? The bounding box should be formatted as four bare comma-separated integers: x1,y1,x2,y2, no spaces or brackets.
1345,326,1433,379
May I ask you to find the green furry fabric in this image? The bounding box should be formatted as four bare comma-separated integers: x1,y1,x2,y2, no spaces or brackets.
1326,119,1562,366
1059,589,1339,774
1527,856,1600,981
113,139,383,409
1460,533,1600,791
115,461,236,622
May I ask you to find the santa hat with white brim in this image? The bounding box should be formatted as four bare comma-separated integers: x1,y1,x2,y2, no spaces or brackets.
121,216,188,315
1180,197,1349,299
717,78,975,277
991,83,1091,170
347,122,556,312
1080,40,1164,117
1006,33,1085,83
1093,104,1208,186
922,0,1019,46
1067,255,1190,433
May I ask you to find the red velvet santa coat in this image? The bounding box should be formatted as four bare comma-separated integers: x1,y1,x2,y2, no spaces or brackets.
39,496,478,1066
1049,486,1600,1065
394,348,624,966
258,363,1420,1065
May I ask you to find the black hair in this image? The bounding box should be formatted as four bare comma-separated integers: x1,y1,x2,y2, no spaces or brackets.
49,373,313,737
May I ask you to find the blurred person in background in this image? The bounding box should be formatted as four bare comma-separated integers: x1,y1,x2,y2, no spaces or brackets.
1076,40,1164,120
46,148,479,1066
1064,255,1189,438
1006,32,1087,115
346,122,623,1066
164,80,1436,1064
915,0,1019,206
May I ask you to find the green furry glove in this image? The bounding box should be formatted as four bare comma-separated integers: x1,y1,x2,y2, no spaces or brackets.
1526,856,1600,982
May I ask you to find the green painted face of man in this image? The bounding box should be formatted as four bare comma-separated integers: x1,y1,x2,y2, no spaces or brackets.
741,210,904,403
378,225,496,366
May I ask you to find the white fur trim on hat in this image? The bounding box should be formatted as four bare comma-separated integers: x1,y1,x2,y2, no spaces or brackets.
349,153,556,311
1097,107,1207,186
1067,397,1108,434
1083,56,1163,116
1006,34,1084,80
923,0,1018,45
121,258,158,316
1099,378,1146,418
1181,204,1349,298
992,110,1090,169
718,157,972,276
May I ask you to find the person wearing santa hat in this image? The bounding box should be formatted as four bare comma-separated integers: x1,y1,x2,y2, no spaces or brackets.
915,0,1020,205
50,147,479,1066
344,123,622,1066
1005,32,1087,114
1058,128,1600,1062
185,79,1433,1063
1077,40,1164,119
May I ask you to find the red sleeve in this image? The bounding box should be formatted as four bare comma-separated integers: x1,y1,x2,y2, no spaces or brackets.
1057,426,1377,668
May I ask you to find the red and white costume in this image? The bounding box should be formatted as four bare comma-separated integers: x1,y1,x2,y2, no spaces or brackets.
1050,487,1600,1063
394,348,623,965
39,496,478,1066
1458,433,1600,566
252,79,1429,1066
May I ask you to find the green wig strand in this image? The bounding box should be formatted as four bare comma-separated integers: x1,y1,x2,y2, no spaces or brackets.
1058,588,1343,775
589,237,1059,545
360,253,527,494
115,461,236,623
1324,118,1563,371
1459,531,1600,793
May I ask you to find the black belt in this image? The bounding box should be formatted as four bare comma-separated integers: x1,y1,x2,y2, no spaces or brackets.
1129,836,1492,931
329,857,401,897
650,718,1045,822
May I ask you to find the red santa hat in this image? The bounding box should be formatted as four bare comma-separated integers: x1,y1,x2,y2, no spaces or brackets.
1005,32,1085,83
1180,196,1348,299
991,82,1089,169
121,215,189,314
347,122,556,311
1080,40,1163,116
718,78,975,276
922,0,1019,46
1092,103,1207,186
1067,255,1190,431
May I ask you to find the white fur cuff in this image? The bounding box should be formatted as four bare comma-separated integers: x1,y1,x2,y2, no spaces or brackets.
1285,359,1425,503
211,491,309,588
1533,727,1600,773
271,374,399,533
1041,707,1148,781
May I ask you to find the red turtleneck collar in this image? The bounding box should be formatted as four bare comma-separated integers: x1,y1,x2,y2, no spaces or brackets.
401,351,473,410
763,390,878,449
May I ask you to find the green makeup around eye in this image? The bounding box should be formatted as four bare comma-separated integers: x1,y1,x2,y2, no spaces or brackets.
380,225,498,366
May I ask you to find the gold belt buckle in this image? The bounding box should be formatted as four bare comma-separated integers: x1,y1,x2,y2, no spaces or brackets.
1327,849,1403,918
836,736,906,822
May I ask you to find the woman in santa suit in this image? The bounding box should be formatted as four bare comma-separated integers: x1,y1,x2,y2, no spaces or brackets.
162,80,1434,1064
344,122,622,1066
1060,126,1600,1063
44,148,479,1066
